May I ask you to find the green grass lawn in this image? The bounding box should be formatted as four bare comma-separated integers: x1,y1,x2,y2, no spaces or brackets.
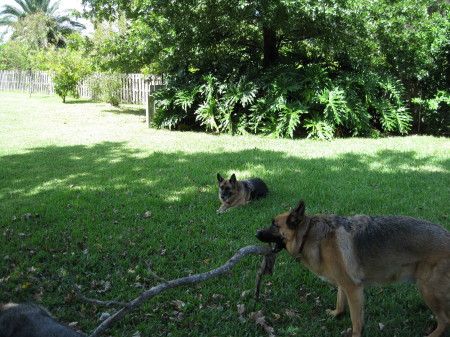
0,91,449,337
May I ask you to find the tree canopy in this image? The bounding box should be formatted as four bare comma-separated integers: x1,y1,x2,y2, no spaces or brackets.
0,0,85,48
78,0,448,137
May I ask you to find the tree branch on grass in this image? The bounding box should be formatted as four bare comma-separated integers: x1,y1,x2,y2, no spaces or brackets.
73,245,274,337
255,249,277,300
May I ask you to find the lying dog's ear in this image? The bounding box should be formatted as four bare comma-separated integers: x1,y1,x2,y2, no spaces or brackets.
217,173,224,183
294,200,306,215
229,173,237,186
287,200,306,229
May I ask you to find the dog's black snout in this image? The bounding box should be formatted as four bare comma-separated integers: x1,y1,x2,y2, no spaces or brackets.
256,228,286,253
255,228,271,243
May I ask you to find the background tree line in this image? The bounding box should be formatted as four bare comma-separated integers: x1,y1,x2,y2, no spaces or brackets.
1,0,449,138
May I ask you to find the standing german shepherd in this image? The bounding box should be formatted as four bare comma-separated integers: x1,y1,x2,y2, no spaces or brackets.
0,302,85,337
256,200,450,337
216,173,269,213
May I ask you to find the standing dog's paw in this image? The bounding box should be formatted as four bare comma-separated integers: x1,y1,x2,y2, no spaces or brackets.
326,308,345,318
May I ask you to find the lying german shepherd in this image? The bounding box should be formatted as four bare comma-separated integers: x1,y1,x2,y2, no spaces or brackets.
216,173,269,213
256,200,450,337
0,302,85,337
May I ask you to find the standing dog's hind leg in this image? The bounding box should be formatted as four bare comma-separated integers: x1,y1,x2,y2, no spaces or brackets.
418,259,450,337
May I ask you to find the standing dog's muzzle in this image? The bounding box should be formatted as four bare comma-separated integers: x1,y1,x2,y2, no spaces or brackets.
255,228,286,253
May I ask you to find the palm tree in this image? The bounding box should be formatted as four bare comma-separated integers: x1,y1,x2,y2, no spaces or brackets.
0,0,85,47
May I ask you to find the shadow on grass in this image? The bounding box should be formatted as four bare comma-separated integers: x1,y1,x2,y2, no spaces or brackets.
102,107,146,116
63,99,95,104
1,142,448,226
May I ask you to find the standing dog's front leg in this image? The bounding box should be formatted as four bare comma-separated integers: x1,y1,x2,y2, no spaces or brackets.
327,286,347,317
342,284,365,337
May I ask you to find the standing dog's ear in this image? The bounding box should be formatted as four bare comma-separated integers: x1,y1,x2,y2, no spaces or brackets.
287,200,306,229
217,173,224,183
229,173,237,186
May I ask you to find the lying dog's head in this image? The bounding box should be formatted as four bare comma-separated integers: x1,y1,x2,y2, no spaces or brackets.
217,173,238,203
256,200,310,255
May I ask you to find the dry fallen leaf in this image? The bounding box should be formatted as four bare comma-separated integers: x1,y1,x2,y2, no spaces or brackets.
170,300,185,311
21,213,32,221
21,282,32,289
212,293,223,300
96,281,112,294
340,328,353,336
169,311,184,322
285,309,300,318
249,310,275,337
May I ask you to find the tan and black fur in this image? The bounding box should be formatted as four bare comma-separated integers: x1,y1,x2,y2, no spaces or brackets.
256,200,450,337
0,302,85,337
217,173,269,213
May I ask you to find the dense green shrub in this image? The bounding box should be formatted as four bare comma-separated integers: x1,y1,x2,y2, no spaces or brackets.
46,48,91,103
412,91,450,135
88,73,123,107
154,66,412,139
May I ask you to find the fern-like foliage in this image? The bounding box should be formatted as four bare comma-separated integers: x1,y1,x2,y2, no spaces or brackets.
174,88,198,112
194,75,220,131
153,87,189,130
375,77,411,134
152,65,412,139
304,114,335,141
319,87,348,126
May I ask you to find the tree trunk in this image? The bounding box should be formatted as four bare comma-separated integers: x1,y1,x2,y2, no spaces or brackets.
263,26,278,67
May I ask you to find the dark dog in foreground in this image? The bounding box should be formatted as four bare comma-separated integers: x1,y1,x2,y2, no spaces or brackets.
216,173,269,213
0,302,85,337
256,200,450,337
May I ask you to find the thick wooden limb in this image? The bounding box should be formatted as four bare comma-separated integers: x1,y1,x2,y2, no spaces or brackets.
86,245,273,337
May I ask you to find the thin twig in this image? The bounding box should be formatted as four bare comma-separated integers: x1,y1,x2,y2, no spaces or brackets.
144,259,168,283
69,274,133,308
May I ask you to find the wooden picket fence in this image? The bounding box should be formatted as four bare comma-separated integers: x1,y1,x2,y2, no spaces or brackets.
0,70,165,104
